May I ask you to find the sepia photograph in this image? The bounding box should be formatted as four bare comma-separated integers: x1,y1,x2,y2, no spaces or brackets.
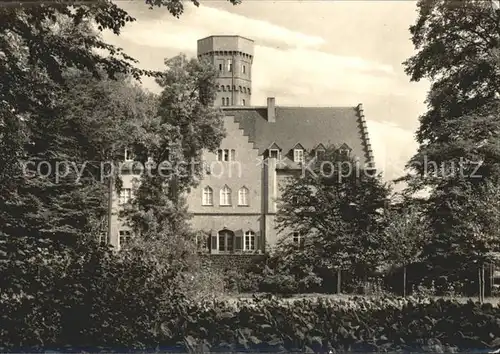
1,0,500,352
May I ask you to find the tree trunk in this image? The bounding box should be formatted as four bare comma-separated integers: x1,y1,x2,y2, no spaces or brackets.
403,264,407,298
107,170,114,245
481,264,485,302
491,263,495,296
337,269,341,295
478,265,484,304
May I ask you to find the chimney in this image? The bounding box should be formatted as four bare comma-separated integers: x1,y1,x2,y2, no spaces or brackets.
267,97,275,122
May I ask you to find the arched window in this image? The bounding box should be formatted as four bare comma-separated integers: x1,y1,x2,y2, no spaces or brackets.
238,187,249,206
239,85,242,92
226,85,230,91
221,97,225,106
243,87,247,93
244,230,255,251
218,229,234,252
220,185,232,206
202,186,213,206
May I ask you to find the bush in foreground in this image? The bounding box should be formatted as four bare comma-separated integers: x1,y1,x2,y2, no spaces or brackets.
3,237,500,353
170,296,500,352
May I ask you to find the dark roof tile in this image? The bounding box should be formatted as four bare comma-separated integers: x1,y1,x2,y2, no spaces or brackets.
223,105,373,166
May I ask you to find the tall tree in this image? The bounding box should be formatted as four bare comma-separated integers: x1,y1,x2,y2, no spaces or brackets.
122,54,225,237
402,0,500,291
384,203,430,297
276,146,390,293
0,0,241,242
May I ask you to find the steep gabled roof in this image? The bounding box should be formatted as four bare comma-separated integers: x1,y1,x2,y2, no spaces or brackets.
267,142,281,151
222,104,374,167
314,143,327,151
291,142,305,150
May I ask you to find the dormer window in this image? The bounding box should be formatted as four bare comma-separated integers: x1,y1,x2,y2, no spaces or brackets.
269,149,279,159
339,144,351,157
316,149,325,160
294,149,304,163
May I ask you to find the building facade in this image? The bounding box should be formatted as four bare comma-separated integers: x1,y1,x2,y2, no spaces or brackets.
108,35,375,253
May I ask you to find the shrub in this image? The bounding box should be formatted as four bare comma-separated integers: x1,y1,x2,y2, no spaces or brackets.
223,269,263,294
161,296,500,353
0,235,185,352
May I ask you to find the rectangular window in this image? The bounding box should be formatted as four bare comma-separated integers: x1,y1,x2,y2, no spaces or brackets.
292,231,304,248
294,149,304,163
227,59,232,72
242,65,246,74
316,149,325,160
219,63,222,71
244,231,255,251
217,149,233,161
242,99,246,106
221,97,225,106
119,188,132,204
124,148,133,161
119,230,133,248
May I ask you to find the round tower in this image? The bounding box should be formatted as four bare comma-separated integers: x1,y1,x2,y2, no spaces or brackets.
197,35,254,107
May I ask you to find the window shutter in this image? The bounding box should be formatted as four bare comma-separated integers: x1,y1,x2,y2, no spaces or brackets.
210,230,217,251
235,229,243,252
255,231,262,252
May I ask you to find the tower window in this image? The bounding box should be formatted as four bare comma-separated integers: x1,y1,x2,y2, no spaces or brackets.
292,231,304,248
227,59,232,72
239,86,242,92
242,99,246,106
218,63,222,71
221,97,225,106
242,65,246,74
227,85,230,91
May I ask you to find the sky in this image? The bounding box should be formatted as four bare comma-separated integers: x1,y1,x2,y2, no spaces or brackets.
102,0,431,186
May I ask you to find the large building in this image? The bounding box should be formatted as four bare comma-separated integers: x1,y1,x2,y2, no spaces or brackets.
108,35,375,254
